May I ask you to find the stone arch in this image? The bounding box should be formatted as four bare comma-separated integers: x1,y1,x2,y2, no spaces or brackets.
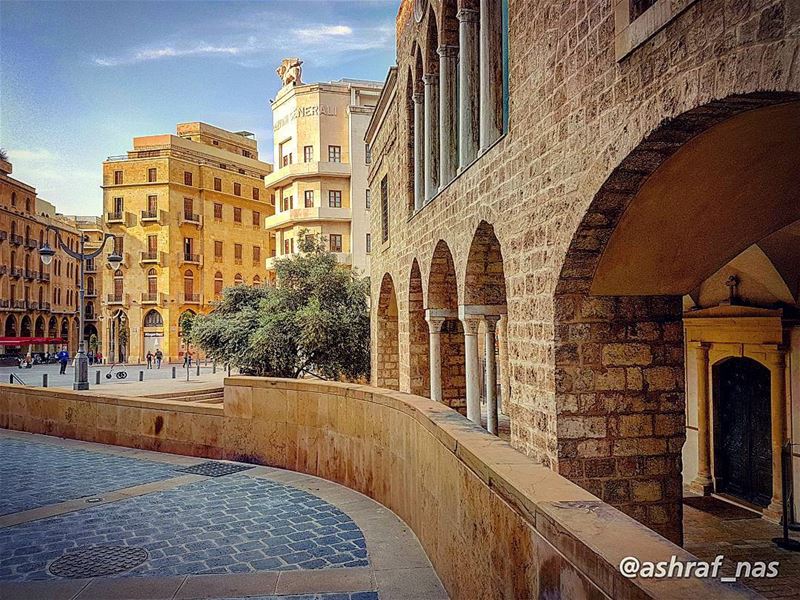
20,315,32,337
408,259,430,397
553,93,800,545
34,316,45,337
60,317,69,339
405,69,416,214
376,273,399,390
439,0,459,47
85,301,95,320
464,221,507,305
143,309,163,328
5,315,17,337
86,275,95,295
48,316,57,338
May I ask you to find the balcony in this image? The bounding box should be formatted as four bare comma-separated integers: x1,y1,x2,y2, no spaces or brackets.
85,289,97,298
182,294,200,304
10,233,23,246
37,271,50,282
84,314,97,322
264,206,352,230
23,269,36,281
28,301,39,310
106,211,124,224
0,265,6,276
0,231,7,242
264,160,350,188
106,293,129,306
85,261,97,273
140,209,160,223
141,292,163,304
11,299,27,310
140,251,163,264
26,239,38,250
40,302,51,311
180,211,202,226
10,266,22,279
182,253,201,265
0,299,8,308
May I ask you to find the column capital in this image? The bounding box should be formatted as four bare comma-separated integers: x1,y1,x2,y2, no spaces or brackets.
422,73,439,86
457,8,479,22
425,314,447,333
460,314,482,335
483,314,501,331
412,91,424,104
437,45,459,58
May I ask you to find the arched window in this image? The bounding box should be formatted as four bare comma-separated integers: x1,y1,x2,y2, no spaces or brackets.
39,230,44,247
86,301,94,319
234,273,243,285
147,268,157,295
253,275,261,286
214,271,223,296
86,276,95,295
143,309,163,328
25,198,31,212
11,192,16,207
113,269,123,297
183,269,194,299
10,250,16,268
25,225,31,244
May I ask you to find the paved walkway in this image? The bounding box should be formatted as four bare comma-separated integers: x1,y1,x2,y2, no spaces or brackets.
0,430,447,600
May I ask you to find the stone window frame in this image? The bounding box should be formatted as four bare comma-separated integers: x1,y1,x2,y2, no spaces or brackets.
329,233,343,253
328,190,342,208
304,190,314,208
614,0,698,60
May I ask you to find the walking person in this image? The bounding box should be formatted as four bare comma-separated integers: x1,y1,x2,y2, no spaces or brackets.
155,349,163,369
57,346,70,375
146,351,153,369
87,349,94,366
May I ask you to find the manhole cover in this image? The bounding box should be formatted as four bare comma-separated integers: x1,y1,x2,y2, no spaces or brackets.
177,460,254,477
49,546,148,578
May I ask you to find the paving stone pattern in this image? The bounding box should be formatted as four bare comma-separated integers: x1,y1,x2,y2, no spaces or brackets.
0,475,369,581
0,438,176,515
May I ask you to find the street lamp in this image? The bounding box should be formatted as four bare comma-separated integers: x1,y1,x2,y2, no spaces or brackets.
39,228,121,390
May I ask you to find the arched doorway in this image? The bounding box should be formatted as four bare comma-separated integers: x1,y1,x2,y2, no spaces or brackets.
376,273,399,390
713,357,772,508
142,309,164,358
408,259,430,397
20,316,32,338
34,316,45,337
5,315,17,337
553,94,800,543
48,316,57,338
427,240,464,411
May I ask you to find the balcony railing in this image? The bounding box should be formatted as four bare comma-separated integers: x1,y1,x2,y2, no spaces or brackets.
182,294,200,304
0,231,7,242
141,209,159,222
85,289,97,298
40,302,51,311
10,233,23,246
141,292,161,304
12,299,27,310
84,314,97,321
10,266,22,278
106,211,124,223
85,261,97,273
106,293,127,305
141,251,161,264
23,269,36,281
180,211,201,225
0,299,8,308
0,265,6,275
26,239,38,249
182,253,201,264
234,258,243,265
29,301,39,310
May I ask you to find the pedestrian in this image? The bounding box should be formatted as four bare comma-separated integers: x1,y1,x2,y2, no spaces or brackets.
155,349,163,369
96,351,103,364
187,351,193,368
57,346,70,375
87,349,94,366
146,351,153,369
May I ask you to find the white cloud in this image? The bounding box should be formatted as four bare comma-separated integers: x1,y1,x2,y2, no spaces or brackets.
6,148,57,162
93,41,256,67
293,24,353,42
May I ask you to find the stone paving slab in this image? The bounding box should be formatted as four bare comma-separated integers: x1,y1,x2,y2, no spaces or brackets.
0,437,177,515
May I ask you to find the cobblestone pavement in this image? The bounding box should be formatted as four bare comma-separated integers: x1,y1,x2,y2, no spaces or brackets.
0,437,176,515
0,430,447,600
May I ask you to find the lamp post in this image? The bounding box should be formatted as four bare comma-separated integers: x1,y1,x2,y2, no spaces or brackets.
39,228,121,390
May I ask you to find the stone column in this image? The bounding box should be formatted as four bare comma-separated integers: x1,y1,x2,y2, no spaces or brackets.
438,45,459,190
479,0,503,151
766,350,787,520
690,343,713,495
423,74,439,202
426,315,446,403
484,315,500,435
458,8,480,171
413,91,425,212
462,314,483,425
498,314,510,414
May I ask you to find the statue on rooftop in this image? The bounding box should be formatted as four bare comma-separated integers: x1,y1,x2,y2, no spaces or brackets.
277,58,303,87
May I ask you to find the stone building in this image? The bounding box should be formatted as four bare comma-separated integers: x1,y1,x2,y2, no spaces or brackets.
367,0,799,544
101,123,274,363
264,60,382,275
0,157,82,357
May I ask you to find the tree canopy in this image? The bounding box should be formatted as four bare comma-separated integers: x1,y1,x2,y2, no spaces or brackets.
189,234,370,380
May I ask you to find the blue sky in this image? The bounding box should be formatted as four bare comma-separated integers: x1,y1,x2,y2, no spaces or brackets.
0,1,397,215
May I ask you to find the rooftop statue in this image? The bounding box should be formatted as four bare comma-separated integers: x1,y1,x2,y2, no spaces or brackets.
277,58,303,87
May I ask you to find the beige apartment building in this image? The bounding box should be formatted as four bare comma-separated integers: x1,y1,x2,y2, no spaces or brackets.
101,122,273,363
264,60,382,275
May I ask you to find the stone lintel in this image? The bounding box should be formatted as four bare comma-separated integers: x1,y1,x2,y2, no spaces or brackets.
458,304,508,318
425,308,458,320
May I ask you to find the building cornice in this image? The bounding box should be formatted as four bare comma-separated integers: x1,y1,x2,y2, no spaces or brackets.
365,67,398,146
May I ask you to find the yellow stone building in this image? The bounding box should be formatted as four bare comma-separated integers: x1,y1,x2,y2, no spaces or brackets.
264,60,382,275
101,122,273,363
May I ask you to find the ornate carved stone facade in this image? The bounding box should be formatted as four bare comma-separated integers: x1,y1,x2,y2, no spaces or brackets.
367,0,799,543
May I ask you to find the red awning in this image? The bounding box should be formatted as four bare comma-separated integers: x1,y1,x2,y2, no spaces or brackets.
0,337,66,345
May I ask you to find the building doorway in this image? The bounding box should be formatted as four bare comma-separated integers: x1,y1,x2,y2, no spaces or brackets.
713,357,772,508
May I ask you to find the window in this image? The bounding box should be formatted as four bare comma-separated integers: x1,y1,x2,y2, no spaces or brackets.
233,207,242,223
183,270,194,297
329,234,342,253
144,310,163,327
11,192,16,206
380,175,388,243
214,272,223,296
214,240,223,260
366,233,371,254
630,0,658,21
365,189,371,209
253,245,261,264
233,182,241,196
214,177,222,191
114,170,123,185
113,197,124,213
214,203,223,220
183,237,194,258
283,239,290,254
303,146,313,163
184,171,193,186
234,243,242,264
242,149,251,158
252,187,259,201
304,190,314,208
147,269,157,295
147,168,157,182
147,195,157,214
234,273,243,285
282,153,293,167
252,211,261,227
365,144,371,164
328,145,341,162
114,235,124,255
328,190,342,208
253,275,262,286
147,234,157,256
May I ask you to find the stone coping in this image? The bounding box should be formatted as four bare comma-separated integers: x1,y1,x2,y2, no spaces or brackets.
223,377,754,600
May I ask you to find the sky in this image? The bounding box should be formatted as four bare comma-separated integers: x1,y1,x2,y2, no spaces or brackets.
0,0,397,216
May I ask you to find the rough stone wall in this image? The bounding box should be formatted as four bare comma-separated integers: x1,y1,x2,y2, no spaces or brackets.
369,0,800,540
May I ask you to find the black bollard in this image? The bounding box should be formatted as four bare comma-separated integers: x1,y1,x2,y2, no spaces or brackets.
139,370,144,381
172,366,176,379
96,371,101,385
212,361,216,374
42,374,48,388
196,364,200,376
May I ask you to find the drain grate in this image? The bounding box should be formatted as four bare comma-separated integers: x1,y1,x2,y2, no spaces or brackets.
49,546,148,578
176,460,254,477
